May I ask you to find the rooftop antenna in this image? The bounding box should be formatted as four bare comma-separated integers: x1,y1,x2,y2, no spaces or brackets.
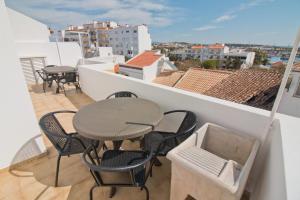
52,28,62,65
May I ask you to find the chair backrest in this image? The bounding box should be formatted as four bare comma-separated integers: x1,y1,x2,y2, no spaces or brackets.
39,112,69,152
36,70,47,81
63,72,77,83
82,147,152,186
106,91,138,99
166,110,197,143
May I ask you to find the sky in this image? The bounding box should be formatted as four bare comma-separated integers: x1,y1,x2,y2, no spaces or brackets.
5,0,300,46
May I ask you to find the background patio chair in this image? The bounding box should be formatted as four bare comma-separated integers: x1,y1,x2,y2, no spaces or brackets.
106,91,138,99
39,110,100,187
141,110,197,168
58,72,81,95
82,146,154,200
35,69,56,93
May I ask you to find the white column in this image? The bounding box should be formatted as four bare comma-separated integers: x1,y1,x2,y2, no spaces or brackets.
0,0,46,169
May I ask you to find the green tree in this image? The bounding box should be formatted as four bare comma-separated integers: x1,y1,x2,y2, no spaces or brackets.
175,59,201,71
202,60,219,69
253,50,268,65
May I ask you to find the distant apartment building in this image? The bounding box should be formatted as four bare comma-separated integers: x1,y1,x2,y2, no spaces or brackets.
62,21,151,58
103,25,151,57
170,44,229,61
170,44,255,68
62,31,91,57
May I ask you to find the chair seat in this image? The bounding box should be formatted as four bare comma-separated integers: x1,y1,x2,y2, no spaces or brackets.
101,150,148,185
61,134,99,156
143,131,177,156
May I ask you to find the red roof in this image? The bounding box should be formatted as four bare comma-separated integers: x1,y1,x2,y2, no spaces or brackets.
191,45,205,49
126,51,162,68
208,44,225,49
114,64,120,73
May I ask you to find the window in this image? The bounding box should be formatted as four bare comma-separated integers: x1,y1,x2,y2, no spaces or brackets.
126,30,130,33
133,30,137,33
293,78,300,97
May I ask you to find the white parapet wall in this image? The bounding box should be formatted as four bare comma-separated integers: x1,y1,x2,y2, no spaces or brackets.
16,42,82,66
0,0,46,169
78,65,270,141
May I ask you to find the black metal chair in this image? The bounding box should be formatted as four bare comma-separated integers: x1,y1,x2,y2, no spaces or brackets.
36,69,56,93
106,91,138,99
82,146,154,200
58,72,81,95
39,110,100,187
141,110,197,167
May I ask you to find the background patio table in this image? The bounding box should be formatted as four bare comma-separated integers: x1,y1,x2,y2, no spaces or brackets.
43,66,76,93
43,66,75,74
73,97,164,149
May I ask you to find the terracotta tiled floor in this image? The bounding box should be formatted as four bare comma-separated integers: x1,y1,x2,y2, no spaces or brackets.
0,84,171,200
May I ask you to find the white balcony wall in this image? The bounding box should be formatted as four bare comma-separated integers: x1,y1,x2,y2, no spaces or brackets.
16,42,82,66
252,119,287,200
0,0,46,169
78,65,270,140
278,71,300,118
7,7,50,42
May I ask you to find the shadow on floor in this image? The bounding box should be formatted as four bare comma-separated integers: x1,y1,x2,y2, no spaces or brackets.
8,140,171,200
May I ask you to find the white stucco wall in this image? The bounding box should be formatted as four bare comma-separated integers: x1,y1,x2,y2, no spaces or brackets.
0,1,46,169
278,71,300,118
98,47,113,57
16,42,82,66
137,25,152,54
143,65,159,82
7,7,50,42
252,119,287,200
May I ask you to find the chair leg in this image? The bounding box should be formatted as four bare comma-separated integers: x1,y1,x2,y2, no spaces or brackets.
62,84,66,96
154,157,162,166
42,81,46,93
77,82,82,93
142,186,149,200
55,155,61,187
89,184,98,200
109,187,116,198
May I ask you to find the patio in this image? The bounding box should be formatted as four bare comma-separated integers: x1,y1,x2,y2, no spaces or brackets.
0,85,171,200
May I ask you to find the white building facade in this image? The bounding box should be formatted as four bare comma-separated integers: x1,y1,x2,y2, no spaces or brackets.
224,49,256,68
278,67,300,117
118,51,176,81
104,25,151,57
170,44,229,61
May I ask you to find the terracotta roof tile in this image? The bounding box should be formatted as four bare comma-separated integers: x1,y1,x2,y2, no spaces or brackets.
174,68,233,94
191,45,205,49
126,51,162,68
114,64,120,73
271,61,285,68
204,69,282,103
153,71,185,87
293,62,300,72
208,44,225,49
